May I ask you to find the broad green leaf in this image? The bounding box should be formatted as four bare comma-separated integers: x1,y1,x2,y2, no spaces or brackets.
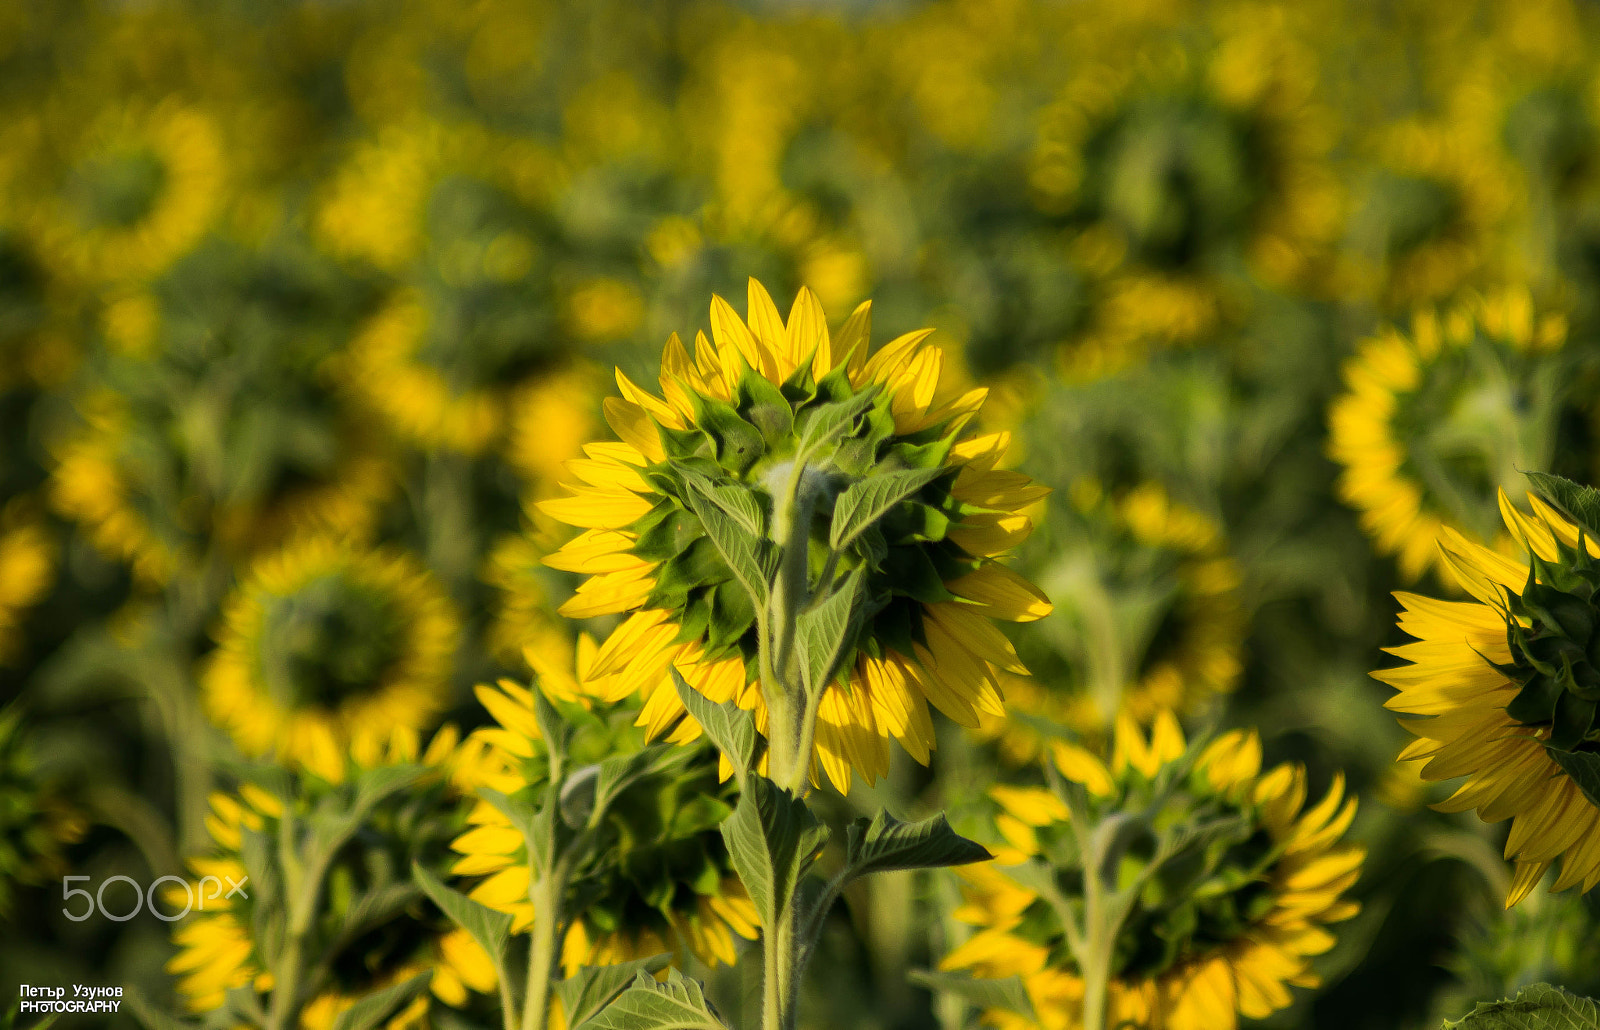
556,955,672,1028
1442,983,1600,1029
908,971,1037,1020
672,668,759,777
534,691,573,764
685,489,772,607
238,825,283,964
720,776,829,928
795,569,863,697
1527,472,1600,538
1548,748,1600,809
353,765,427,815
413,861,512,967
844,810,992,877
573,970,729,1030
830,468,944,552
559,763,602,828
329,971,433,1030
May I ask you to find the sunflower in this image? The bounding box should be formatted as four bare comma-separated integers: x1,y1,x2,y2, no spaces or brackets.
977,480,1243,765
27,99,227,285
201,536,460,782
1340,117,1517,310
943,713,1363,1030
1376,483,1600,905
167,728,497,1024
0,505,55,665
1328,289,1571,583
536,279,1052,791
316,118,578,455
450,646,761,972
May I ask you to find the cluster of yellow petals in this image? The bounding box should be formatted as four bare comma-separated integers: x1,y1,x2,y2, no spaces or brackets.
1379,489,1600,905
537,279,1053,791
945,713,1363,1030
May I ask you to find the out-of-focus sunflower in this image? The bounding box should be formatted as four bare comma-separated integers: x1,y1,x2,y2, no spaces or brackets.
450,644,760,972
979,480,1242,764
48,240,396,586
26,100,227,285
1029,7,1340,376
1329,289,1572,582
1377,484,1600,905
482,532,573,670
0,706,86,918
944,713,1363,1030
537,279,1052,790
316,118,582,455
0,505,55,665
1341,118,1517,310
201,536,459,782
167,728,497,1023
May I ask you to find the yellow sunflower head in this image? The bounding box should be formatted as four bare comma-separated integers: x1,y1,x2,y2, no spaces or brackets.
943,713,1363,1030
317,118,590,455
27,99,227,285
167,728,497,1022
1329,288,1573,583
537,279,1052,791
976,480,1243,765
202,535,460,782
450,644,760,972
1378,477,1600,905
0,503,56,666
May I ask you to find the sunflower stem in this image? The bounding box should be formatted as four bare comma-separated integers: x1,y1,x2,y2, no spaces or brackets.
521,854,570,1030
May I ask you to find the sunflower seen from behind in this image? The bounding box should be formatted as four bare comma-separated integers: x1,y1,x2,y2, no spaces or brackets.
202,535,459,782
943,712,1363,1030
538,279,1052,791
1329,289,1576,583
167,728,497,1025
1377,477,1600,905
449,636,759,974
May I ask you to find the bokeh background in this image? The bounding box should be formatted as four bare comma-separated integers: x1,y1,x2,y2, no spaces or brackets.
4,0,1600,1027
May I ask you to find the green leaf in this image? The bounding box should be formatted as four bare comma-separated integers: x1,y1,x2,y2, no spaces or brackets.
593,744,687,819
672,668,759,778
1528,472,1600,538
1442,982,1600,1029
720,776,830,928
413,861,512,969
329,971,434,1030
830,468,944,552
119,988,188,1030
556,955,673,1028
535,690,573,764
573,970,729,1030
795,569,863,696
353,764,427,814
844,810,992,877
684,489,773,607
908,970,1037,1020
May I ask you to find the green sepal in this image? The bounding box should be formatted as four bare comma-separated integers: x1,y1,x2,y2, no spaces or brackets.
735,365,795,448
1442,981,1600,1029
1528,472,1600,539
1548,747,1600,808
1549,691,1598,752
690,394,765,475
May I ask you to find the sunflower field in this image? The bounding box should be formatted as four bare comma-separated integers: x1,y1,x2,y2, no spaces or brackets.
8,0,1600,1028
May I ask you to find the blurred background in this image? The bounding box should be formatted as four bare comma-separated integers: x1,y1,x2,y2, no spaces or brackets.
3,0,1600,1027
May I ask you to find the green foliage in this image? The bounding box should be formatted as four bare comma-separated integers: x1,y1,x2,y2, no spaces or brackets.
843,811,991,877
1443,984,1600,1030
720,777,829,930
571,970,730,1030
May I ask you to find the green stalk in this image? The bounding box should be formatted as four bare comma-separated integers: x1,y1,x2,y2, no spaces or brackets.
520,860,568,1030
